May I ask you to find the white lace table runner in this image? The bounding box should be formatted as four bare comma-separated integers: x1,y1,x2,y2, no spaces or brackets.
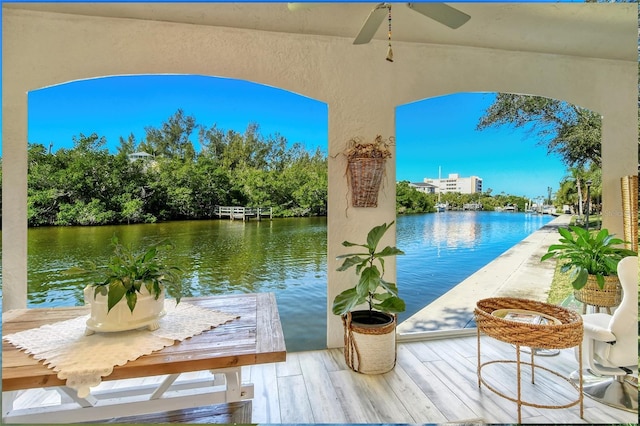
3,301,239,398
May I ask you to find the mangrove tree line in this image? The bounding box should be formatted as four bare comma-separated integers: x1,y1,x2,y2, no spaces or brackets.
26,110,328,226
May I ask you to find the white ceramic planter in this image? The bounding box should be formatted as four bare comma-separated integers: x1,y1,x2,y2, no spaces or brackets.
83,284,166,335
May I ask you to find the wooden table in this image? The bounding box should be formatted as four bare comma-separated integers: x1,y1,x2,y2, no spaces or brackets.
2,293,286,423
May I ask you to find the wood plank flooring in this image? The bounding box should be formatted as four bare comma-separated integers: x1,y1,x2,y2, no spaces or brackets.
8,334,637,424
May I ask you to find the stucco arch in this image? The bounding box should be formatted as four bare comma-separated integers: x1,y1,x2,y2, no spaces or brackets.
3,6,636,349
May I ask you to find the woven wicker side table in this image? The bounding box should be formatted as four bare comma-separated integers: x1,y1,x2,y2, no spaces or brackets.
474,297,584,423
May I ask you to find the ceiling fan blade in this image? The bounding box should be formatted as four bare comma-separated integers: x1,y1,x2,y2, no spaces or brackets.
407,3,470,29
353,3,389,45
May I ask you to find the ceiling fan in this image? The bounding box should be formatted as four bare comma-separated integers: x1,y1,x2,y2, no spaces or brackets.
287,3,470,45
352,3,470,45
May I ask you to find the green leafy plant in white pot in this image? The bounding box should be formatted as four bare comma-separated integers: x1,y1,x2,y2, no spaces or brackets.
332,221,405,374
68,236,184,335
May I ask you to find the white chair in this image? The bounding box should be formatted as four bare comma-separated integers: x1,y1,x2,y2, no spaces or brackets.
570,255,638,412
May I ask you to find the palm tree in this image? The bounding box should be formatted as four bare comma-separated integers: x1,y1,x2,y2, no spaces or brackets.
558,165,601,221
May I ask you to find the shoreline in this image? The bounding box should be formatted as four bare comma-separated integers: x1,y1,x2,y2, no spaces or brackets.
397,214,571,335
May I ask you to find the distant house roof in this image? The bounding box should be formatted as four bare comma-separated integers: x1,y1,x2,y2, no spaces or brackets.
410,182,437,189
128,152,154,161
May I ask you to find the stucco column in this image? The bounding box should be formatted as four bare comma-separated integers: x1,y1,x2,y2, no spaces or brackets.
326,102,398,348
600,85,638,237
1,77,29,310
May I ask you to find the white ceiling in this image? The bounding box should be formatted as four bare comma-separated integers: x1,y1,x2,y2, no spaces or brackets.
5,2,638,61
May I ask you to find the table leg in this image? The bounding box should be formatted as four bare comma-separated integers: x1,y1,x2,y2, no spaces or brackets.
516,343,522,424
531,347,535,384
578,343,583,418
2,391,17,418
214,367,242,401
476,327,482,388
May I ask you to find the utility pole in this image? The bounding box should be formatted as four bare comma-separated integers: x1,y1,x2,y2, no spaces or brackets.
585,180,592,231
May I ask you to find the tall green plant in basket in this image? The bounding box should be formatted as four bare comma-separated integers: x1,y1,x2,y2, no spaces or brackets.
541,226,636,290
332,221,406,317
332,221,405,374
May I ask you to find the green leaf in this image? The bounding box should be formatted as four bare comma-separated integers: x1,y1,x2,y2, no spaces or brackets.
332,288,366,316
94,285,108,298
107,280,127,312
125,291,137,312
341,241,365,248
595,274,605,290
378,279,399,297
373,296,405,313
142,246,158,264
558,227,575,241
594,228,607,244
359,266,381,294
336,255,367,272
376,246,405,258
366,222,393,252
570,268,589,290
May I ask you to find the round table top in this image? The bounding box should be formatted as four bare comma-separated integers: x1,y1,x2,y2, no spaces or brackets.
474,297,583,349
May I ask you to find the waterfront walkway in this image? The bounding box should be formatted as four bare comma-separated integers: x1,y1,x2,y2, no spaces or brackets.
397,214,571,336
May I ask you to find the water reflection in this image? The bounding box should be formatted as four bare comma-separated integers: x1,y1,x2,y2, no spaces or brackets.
429,211,483,248
18,212,552,351
396,212,553,322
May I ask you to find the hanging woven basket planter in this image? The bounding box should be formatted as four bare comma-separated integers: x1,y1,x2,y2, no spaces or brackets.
348,157,386,207
344,135,393,208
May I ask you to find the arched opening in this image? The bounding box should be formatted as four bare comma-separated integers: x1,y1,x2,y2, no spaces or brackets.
24,74,329,351
392,91,604,333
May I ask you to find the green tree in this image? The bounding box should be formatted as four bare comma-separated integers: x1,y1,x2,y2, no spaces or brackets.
116,133,138,157
556,164,601,217
396,181,434,214
477,94,602,167
27,112,330,225
140,109,197,160
28,143,60,225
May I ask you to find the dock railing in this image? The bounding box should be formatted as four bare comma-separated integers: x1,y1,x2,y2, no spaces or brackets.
213,206,273,221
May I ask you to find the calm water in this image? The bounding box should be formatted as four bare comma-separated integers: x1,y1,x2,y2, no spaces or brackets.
6,212,552,351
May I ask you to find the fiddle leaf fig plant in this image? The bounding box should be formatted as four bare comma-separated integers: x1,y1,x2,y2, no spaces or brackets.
332,221,406,317
67,236,184,313
541,226,636,290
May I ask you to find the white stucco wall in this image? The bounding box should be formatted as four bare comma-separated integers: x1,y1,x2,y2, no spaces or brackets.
2,8,637,348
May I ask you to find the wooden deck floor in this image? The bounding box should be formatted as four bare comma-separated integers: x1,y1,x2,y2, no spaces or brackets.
10,334,637,424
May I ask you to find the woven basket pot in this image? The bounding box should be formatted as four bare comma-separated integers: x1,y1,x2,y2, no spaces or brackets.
573,274,621,308
342,310,397,374
347,158,385,208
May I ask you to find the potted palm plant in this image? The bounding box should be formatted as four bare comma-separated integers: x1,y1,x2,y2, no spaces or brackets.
68,236,184,334
541,226,636,311
332,221,405,374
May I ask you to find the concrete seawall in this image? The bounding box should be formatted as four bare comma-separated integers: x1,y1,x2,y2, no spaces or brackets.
397,214,571,336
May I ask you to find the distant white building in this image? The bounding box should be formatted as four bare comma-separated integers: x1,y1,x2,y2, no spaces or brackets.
408,182,438,194
424,173,483,194
128,151,154,163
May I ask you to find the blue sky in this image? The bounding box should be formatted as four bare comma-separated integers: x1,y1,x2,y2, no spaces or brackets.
27,74,567,200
